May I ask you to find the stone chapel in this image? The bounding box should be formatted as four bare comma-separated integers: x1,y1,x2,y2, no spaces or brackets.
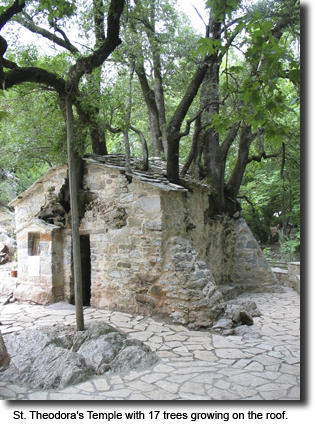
8,154,278,328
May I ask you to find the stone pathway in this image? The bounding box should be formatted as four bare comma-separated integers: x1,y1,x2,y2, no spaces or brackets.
0,287,300,400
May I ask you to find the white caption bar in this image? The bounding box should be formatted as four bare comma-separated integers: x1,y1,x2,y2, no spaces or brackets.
0,412,33,425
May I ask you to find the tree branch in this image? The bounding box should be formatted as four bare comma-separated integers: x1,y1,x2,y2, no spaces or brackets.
220,121,241,158
130,125,149,171
13,14,79,54
66,0,125,90
0,0,25,30
106,124,122,134
3,67,66,93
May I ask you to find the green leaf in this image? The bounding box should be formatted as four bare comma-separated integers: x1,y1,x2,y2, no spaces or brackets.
288,69,300,83
243,90,251,104
0,111,9,122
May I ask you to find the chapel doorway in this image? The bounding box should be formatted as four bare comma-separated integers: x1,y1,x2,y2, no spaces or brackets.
80,235,91,306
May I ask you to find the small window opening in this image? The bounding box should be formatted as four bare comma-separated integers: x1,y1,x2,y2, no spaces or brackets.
28,233,41,256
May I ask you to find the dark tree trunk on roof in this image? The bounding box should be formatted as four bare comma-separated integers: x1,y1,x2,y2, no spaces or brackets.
166,62,209,184
226,124,254,201
135,62,164,156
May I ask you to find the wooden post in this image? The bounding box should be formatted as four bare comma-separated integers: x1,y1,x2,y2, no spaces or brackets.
66,95,84,331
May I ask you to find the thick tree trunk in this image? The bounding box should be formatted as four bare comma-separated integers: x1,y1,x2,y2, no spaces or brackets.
136,62,164,156
166,62,208,184
226,125,254,201
145,0,168,155
90,123,108,155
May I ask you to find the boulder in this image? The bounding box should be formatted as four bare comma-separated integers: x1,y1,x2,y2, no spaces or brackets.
0,322,158,390
232,309,254,326
0,331,10,371
212,298,261,336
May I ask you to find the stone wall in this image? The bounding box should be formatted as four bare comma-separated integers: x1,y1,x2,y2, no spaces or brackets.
14,221,64,305
287,262,300,294
62,232,74,303
272,262,300,294
161,189,237,286
10,165,68,232
80,161,166,311
231,218,278,291
141,236,225,327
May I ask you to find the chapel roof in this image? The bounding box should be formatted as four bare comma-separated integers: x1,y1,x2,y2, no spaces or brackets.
9,153,212,207
83,153,211,192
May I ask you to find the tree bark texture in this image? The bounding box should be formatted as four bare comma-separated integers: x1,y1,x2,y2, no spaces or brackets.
226,125,254,201
0,0,25,30
166,62,208,184
135,62,164,156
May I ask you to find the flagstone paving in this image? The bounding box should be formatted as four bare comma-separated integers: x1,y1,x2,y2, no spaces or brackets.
0,287,300,400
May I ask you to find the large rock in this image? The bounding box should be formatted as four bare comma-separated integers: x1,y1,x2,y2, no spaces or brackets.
0,204,16,257
0,330,10,371
0,322,158,390
212,299,261,337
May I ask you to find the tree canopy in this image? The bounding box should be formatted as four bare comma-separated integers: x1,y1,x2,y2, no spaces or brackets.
0,0,300,245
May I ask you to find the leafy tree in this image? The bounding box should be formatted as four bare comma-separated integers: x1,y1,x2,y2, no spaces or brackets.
0,0,125,156
175,0,300,217
1,0,300,231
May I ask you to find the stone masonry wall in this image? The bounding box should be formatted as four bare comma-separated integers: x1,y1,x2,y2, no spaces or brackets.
14,222,63,305
231,218,278,291
141,236,225,327
161,189,237,285
80,161,165,311
11,165,68,232
62,232,74,303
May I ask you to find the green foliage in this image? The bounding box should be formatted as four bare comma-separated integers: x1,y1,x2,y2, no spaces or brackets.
37,0,77,20
0,0,300,235
278,228,300,262
263,246,272,259
206,0,242,20
0,83,66,196
0,91,9,122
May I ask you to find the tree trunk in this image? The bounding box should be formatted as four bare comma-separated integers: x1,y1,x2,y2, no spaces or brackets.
226,124,254,201
66,96,84,332
90,122,108,155
181,115,202,177
201,13,222,206
124,129,132,174
131,125,149,171
135,62,164,156
281,142,287,232
146,0,168,155
166,62,208,184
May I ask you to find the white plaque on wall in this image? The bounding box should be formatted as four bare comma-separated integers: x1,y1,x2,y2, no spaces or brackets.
28,256,40,276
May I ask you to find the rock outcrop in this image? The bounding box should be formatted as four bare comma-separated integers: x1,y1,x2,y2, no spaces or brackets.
0,322,158,390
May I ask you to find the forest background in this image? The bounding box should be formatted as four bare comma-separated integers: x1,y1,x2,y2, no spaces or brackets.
0,0,300,261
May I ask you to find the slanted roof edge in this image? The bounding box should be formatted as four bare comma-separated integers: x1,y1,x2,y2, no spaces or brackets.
8,164,68,207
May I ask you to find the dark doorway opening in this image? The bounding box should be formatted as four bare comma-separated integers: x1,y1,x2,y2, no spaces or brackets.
80,235,91,306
